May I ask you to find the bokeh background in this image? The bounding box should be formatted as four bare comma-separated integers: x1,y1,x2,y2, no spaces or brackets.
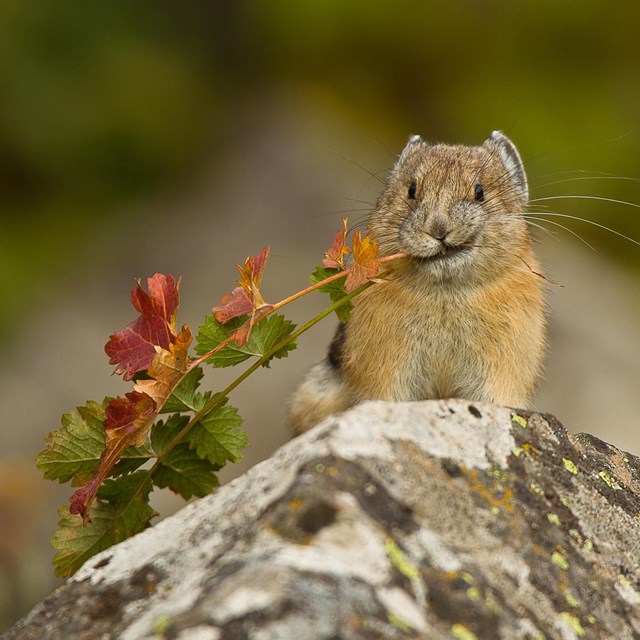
1,1,639,630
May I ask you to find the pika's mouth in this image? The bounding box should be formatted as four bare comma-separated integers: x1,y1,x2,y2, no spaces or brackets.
417,244,471,262
413,238,478,264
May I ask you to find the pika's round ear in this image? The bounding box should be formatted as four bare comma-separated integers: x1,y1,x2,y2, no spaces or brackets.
396,134,427,167
484,131,528,201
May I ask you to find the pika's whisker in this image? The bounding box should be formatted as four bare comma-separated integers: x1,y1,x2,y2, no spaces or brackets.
530,194,640,210
524,210,640,248
462,242,561,286
521,214,596,250
533,175,640,190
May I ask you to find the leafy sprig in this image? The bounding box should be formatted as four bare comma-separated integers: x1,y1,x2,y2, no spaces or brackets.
36,220,407,576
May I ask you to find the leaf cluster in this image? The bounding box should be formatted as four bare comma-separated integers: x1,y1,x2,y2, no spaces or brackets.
36,220,404,577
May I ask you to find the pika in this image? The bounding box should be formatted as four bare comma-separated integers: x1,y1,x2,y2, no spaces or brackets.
289,131,547,435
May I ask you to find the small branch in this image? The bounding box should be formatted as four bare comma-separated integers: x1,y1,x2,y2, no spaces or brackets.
151,279,375,469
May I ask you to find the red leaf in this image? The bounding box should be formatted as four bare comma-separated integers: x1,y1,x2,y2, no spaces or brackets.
322,218,351,269
104,391,156,440
212,287,252,323
69,483,97,520
105,274,181,381
72,274,193,522
69,391,156,522
233,320,253,347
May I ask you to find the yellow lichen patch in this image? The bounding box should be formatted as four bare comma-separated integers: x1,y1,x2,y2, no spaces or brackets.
460,571,475,585
518,442,541,461
564,589,581,608
547,513,561,527
387,611,413,633
598,470,622,490
451,623,478,640
511,414,528,429
617,574,631,587
485,594,502,615
512,447,523,457
487,465,509,481
586,614,597,625
529,482,545,496
288,498,303,510
384,538,420,581
551,551,569,571
466,587,481,601
559,612,585,637
562,458,578,475
314,463,326,473
152,616,172,634
560,496,571,509
442,569,475,586
465,469,515,514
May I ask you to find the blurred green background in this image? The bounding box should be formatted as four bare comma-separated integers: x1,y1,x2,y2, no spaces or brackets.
1,0,639,631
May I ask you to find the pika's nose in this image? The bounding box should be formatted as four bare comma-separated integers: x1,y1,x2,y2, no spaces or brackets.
427,217,451,241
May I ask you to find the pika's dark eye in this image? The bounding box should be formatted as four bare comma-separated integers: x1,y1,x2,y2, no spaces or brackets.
408,180,417,199
474,184,484,202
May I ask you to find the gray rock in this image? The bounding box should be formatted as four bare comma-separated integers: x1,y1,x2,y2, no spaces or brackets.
4,399,640,640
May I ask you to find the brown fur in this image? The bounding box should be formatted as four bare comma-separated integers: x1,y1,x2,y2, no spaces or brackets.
289,132,546,435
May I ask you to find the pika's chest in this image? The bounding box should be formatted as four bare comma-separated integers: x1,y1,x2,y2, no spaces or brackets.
342,284,482,400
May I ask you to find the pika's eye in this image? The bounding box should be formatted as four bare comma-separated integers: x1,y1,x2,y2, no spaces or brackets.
474,184,484,202
408,180,417,199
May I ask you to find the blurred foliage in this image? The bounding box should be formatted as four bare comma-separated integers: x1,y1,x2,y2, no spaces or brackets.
1,0,639,337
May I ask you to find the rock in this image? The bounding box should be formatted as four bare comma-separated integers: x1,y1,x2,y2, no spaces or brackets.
4,399,640,640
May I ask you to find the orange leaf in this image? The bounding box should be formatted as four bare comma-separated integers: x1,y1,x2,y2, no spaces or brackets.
345,231,381,291
213,248,271,324
134,326,193,411
322,218,351,269
237,247,270,309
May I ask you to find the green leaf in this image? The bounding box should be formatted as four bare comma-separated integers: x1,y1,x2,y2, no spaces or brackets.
150,414,189,454
161,367,208,413
36,398,153,484
51,471,156,577
196,314,296,368
310,266,352,322
248,314,297,366
153,444,220,500
195,315,247,367
187,400,248,466
111,443,153,478
37,400,108,484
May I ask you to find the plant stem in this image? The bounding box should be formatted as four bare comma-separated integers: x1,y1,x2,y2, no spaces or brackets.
189,252,406,368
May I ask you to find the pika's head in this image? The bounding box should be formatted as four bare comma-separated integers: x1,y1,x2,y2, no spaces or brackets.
369,132,530,281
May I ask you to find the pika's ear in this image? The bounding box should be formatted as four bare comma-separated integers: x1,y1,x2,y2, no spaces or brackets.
484,131,528,201
396,134,426,167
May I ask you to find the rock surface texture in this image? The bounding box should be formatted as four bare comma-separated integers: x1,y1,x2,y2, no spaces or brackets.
4,399,640,640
